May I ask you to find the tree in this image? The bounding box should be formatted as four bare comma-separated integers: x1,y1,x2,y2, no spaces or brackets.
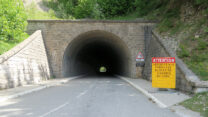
0,0,27,42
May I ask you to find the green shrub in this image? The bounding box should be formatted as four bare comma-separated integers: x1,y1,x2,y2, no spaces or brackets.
97,0,134,18
74,0,101,19
157,18,174,33
26,2,58,20
187,62,208,81
191,54,207,62
44,0,100,19
134,0,169,16
0,0,28,42
196,40,208,50
178,45,190,58
44,0,75,19
194,0,208,6
0,40,18,55
204,27,208,33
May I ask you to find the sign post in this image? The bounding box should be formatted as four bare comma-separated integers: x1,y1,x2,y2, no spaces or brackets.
136,51,144,77
152,57,176,89
136,52,144,62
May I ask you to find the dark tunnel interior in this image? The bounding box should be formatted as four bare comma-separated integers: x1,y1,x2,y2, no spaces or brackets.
62,31,130,77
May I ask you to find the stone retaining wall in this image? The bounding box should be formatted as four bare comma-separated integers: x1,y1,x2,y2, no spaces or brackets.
143,31,208,93
0,30,51,89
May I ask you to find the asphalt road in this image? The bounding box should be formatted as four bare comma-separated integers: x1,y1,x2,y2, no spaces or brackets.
0,76,180,117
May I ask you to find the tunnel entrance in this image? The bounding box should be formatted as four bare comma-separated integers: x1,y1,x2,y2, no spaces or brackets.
62,30,130,77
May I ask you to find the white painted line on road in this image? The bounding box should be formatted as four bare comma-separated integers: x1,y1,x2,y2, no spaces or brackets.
76,90,88,98
119,76,167,108
76,79,96,98
39,102,69,117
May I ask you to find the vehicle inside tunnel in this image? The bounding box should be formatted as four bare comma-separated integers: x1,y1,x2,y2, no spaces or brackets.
62,30,131,77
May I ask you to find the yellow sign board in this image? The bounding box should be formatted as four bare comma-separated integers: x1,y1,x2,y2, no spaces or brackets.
152,57,176,88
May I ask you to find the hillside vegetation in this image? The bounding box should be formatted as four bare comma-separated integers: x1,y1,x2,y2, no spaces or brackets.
1,0,208,81
141,1,208,81
181,92,208,117
0,0,28,55
23,0,58,20
43,0,208,81
1,0,207,80
142,1,208,81
40,1,208,115
0,0,208,115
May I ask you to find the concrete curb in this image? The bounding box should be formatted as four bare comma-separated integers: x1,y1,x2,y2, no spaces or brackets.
0,76,82,103
0,85,47,103
119,76,202,117
120,77,167,108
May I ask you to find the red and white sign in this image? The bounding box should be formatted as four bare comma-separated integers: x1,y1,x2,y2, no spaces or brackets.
136,52,144,62
152,57,176,88
152,57,175,63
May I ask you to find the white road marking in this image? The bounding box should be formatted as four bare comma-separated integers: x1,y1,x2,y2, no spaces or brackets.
39,102,69,117
25,112,33,116
116,83,124,86
76,81,95,98
119,76,167,108
129,94,136,97
76,90,88,98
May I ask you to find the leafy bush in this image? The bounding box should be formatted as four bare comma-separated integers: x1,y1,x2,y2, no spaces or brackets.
44,0,100,19
44,0,75,19
194,0,208,6
196,40,208,50
191,54,207,62
204,27,208,33
0,0,28,42
178,45,190,58
97,0,134,18
134,0,169,16
45,0,134,19
0,40,18,55
74,0,101,19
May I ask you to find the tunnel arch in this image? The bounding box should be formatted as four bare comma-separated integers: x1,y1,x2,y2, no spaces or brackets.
62,30,131,77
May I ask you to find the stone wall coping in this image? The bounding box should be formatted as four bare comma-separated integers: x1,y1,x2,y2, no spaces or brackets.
27,19,158,23
152,31,208,88
0,30,42,64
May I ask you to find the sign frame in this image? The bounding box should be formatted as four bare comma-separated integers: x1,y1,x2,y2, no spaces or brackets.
136,52,144,62
152,57,176,89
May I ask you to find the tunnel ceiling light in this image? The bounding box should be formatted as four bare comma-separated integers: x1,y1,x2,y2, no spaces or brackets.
99,66,107,73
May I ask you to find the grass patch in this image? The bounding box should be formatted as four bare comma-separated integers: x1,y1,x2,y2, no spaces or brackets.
181,92,208,117
178,23,208,81
25,2,58,20
186,62,208,81
0,1,58,56
108,12,139,20
177,44,190,58
0,34,28,55
179,42,208,81
0,41,19,55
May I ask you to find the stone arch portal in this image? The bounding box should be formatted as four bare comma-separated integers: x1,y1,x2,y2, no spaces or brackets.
62,30,131,77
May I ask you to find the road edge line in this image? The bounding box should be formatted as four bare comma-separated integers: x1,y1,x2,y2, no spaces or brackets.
119,76,167,108
0,75,82,103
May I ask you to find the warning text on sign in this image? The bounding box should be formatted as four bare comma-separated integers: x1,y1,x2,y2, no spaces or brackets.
152,57,176,89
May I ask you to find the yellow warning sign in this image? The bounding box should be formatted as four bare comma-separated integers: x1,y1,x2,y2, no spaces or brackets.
152,57,176,88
